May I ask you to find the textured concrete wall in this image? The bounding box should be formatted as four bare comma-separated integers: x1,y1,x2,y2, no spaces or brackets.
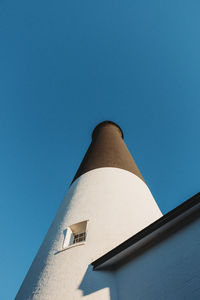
15,167,162,300
115,216,200,300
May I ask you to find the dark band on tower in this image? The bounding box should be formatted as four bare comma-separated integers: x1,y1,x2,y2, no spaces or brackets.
72,121,144,183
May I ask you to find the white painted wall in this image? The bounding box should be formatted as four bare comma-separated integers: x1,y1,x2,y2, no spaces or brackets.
114,216,200,300
15,167,162,300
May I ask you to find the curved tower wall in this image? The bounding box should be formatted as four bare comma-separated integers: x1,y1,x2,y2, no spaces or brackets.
15,122,162,300
16,168,162,300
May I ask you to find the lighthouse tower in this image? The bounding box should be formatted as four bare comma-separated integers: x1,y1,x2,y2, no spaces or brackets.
16,121,162,300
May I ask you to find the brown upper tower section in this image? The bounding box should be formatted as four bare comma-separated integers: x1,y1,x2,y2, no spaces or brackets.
72,121,144,183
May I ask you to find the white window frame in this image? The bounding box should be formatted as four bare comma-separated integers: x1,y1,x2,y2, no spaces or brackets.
61,220,88,251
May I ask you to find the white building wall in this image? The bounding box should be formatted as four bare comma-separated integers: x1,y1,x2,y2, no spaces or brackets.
16,167,162,300
114,216,200,300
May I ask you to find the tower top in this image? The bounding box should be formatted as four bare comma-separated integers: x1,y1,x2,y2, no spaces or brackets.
92,121,124,140
72,121,144,183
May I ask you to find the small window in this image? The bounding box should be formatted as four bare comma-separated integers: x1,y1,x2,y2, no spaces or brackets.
63,220,88,249
73,232,86,244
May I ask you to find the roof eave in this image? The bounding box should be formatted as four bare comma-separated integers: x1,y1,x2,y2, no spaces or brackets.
92,192,200,270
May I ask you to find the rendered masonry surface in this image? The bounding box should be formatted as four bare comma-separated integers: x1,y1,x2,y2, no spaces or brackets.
15,121,162,300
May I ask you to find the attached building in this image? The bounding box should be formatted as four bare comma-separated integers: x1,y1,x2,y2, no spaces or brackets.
92,192,200,300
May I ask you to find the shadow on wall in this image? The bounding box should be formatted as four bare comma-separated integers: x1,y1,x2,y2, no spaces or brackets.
78,265,118,300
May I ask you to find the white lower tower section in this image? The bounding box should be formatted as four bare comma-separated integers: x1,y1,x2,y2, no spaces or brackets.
16,167,162,300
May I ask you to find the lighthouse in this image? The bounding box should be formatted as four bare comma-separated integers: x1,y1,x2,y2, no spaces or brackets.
15,121,162,300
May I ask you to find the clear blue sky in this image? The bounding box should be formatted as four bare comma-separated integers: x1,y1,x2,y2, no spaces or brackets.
0,0,200,299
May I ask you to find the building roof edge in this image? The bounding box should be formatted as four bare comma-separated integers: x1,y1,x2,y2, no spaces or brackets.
92,192,200,270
